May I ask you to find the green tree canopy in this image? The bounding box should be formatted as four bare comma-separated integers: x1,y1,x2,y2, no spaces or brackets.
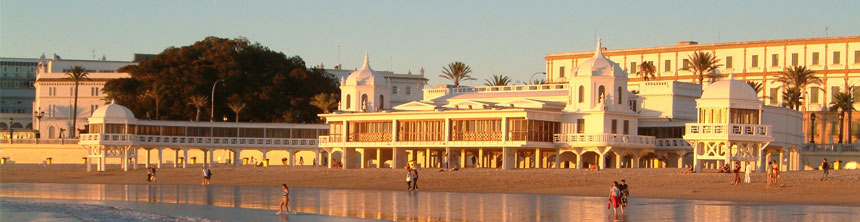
104,36,338,123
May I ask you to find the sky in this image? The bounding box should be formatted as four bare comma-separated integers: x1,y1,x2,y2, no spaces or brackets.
1,0,858,86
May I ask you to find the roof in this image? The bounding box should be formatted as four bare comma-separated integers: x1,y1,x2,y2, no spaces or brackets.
444,89,569,100
700,76,759,101
344,53,387,86
572,37,626,78
90,100,136,120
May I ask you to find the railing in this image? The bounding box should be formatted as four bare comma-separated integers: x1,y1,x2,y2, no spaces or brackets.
655,138,691,149
426,84,567,95
553,133,655,147
79,133,319,148
0,138,79,145
685,123,771,139
803,143,860,153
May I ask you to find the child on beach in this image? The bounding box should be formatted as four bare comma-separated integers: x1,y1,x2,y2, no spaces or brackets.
277,184,290,215
608,181,623,214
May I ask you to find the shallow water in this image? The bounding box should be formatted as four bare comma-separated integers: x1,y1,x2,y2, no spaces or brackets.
1,183,859,221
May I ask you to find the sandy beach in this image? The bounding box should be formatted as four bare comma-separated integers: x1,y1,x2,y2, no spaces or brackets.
2,164,859,206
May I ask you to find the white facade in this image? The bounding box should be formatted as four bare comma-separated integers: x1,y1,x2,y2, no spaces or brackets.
32,58,135,139
326,60,427,107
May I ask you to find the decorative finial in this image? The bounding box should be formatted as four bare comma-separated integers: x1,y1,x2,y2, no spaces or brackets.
596,36,602,52
361,52,370,69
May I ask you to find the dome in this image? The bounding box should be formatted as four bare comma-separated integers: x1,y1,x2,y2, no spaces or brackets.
572,38,626,78
700,76,759,101
91,100,136,119
344,53,387,86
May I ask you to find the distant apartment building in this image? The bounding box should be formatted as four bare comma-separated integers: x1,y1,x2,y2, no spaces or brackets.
545,36,860,143
0,57,39,130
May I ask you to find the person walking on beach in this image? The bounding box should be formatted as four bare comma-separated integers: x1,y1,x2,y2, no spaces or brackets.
820,158,830,181
731,161,741,185
608,181,624,214
202,167,212,185
405,166,413,191
619,180,629,207
766,161,773,186
770,161,780,186
150,167,156,182
411,167,419,191
277,184,290,215
444,154,449,169
146,167,153,182
744,162,753,183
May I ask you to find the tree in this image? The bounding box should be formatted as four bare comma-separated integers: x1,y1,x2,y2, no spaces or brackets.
706,72,722,84
65,66,89,138
484,74,512,86
782,87,803,111
282,109,300,123
745,81,763,93
104,36,338,123
636,61,656,81
310,93,338,114
227,95,246,123
187,95,208,122
144,82,165,120
830,87,855,144
683,51,722,85
773,66,820,111
530,78,547,85
440,61,475,87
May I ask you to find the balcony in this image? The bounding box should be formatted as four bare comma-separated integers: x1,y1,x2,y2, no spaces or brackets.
318,135,536,148
655,138,691,150
684,123,772,142
79,133,319,148
552,133,655,148
803,143,860,153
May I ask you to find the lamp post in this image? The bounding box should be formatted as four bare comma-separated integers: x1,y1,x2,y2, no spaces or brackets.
210,79,225,122
223,115,228,122
8,118,12,144
810,113,816,144
838,112,845,144
34,109,44,144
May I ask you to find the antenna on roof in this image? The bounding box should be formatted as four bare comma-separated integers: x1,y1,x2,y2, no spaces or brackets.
337,45,341,70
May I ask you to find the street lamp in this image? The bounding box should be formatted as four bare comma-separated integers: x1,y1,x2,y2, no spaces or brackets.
34,109,44,144
8,118,12,144
211,79,225,122
810,113,816,144
838,112,845,144
223,115,228,122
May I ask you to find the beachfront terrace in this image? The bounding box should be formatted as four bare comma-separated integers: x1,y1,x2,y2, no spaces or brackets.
553,133,656,148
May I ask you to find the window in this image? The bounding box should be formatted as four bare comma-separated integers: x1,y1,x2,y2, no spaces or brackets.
598,86,605,103
345,94,351,109
617,87,622,104
611,119,618,134
812,52,820,65
392,86,398,94
406,87,412,95
378,95,384,110
751,55,759,67
791,53,799,66
623,120,629,135
769,88,778,105
771,54,779,67
360,94,368,111
682,59,690,70
832,86,840,101
810,87,819,104
855,51,860,64
630,62,637,74
559,66,565,78
578,86,584,103
854,87,860,101
833,51,841,64
725,56,733,69
576,119,585,134
664,60,671,72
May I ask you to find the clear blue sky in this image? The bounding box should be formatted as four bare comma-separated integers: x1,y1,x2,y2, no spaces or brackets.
2,0,858,86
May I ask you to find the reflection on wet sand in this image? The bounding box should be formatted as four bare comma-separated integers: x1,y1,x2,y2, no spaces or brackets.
2,183,859,221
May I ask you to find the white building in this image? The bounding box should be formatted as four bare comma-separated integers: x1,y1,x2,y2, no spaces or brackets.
318,39,804,171
33,56,136,139
325,60,427,107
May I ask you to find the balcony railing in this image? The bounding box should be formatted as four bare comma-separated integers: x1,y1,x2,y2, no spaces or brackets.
426,83,568,95
803,143,860,153
685,123,771,140
655,138,691,149
79,133,319,148
553,133,655,147
0,138,79,144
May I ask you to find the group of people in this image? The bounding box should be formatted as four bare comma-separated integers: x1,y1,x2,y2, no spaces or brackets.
405,165,420,191
202,167,212,185
766,161,781,186
608,180,629,214
146,167,157,182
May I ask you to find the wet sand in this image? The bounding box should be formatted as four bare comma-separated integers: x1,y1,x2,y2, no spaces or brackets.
2,164,859,206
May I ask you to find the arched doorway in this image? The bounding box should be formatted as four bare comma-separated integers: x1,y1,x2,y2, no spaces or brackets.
581,151,600,169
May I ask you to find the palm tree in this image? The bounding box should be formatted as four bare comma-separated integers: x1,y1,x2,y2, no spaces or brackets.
282,109,300,123
65,66,89,138
144,83,165,120
782,87,803,111
530,78,547,85
440,61,475,87
636,61,656,81
310,93,338,114
773,66,820,111
484,74,512,86
746,81,763,93
830,89,854,143
683,51,722,85
227,97,246,123
706,72,722,84
187,95,208,122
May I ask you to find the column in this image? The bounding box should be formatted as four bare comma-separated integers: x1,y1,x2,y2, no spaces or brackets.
133,150,138,170
425,148,431,168
460,148,466,168
261,149,268,167
87,157,92,172
779,149,785,171
598,152,605,170
145,149,151,168
173,148,178,168
535,149,541,169
376,148,383,168
289,151,295,166
182,148,188,168
676,151,687,168
614,152,621,169
99,148,105,171
327,150,334,168
555,150,561,169
203,149,208,168
157,148,163,168
502,147,516,170
392,148,406,169
478,148,484,168
343,148,356,169
315,149,321,167
445,147,453,169
122,148,129,171
575,153,583,169
234,149,241,167
208,149,214,168
764,151,772,172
